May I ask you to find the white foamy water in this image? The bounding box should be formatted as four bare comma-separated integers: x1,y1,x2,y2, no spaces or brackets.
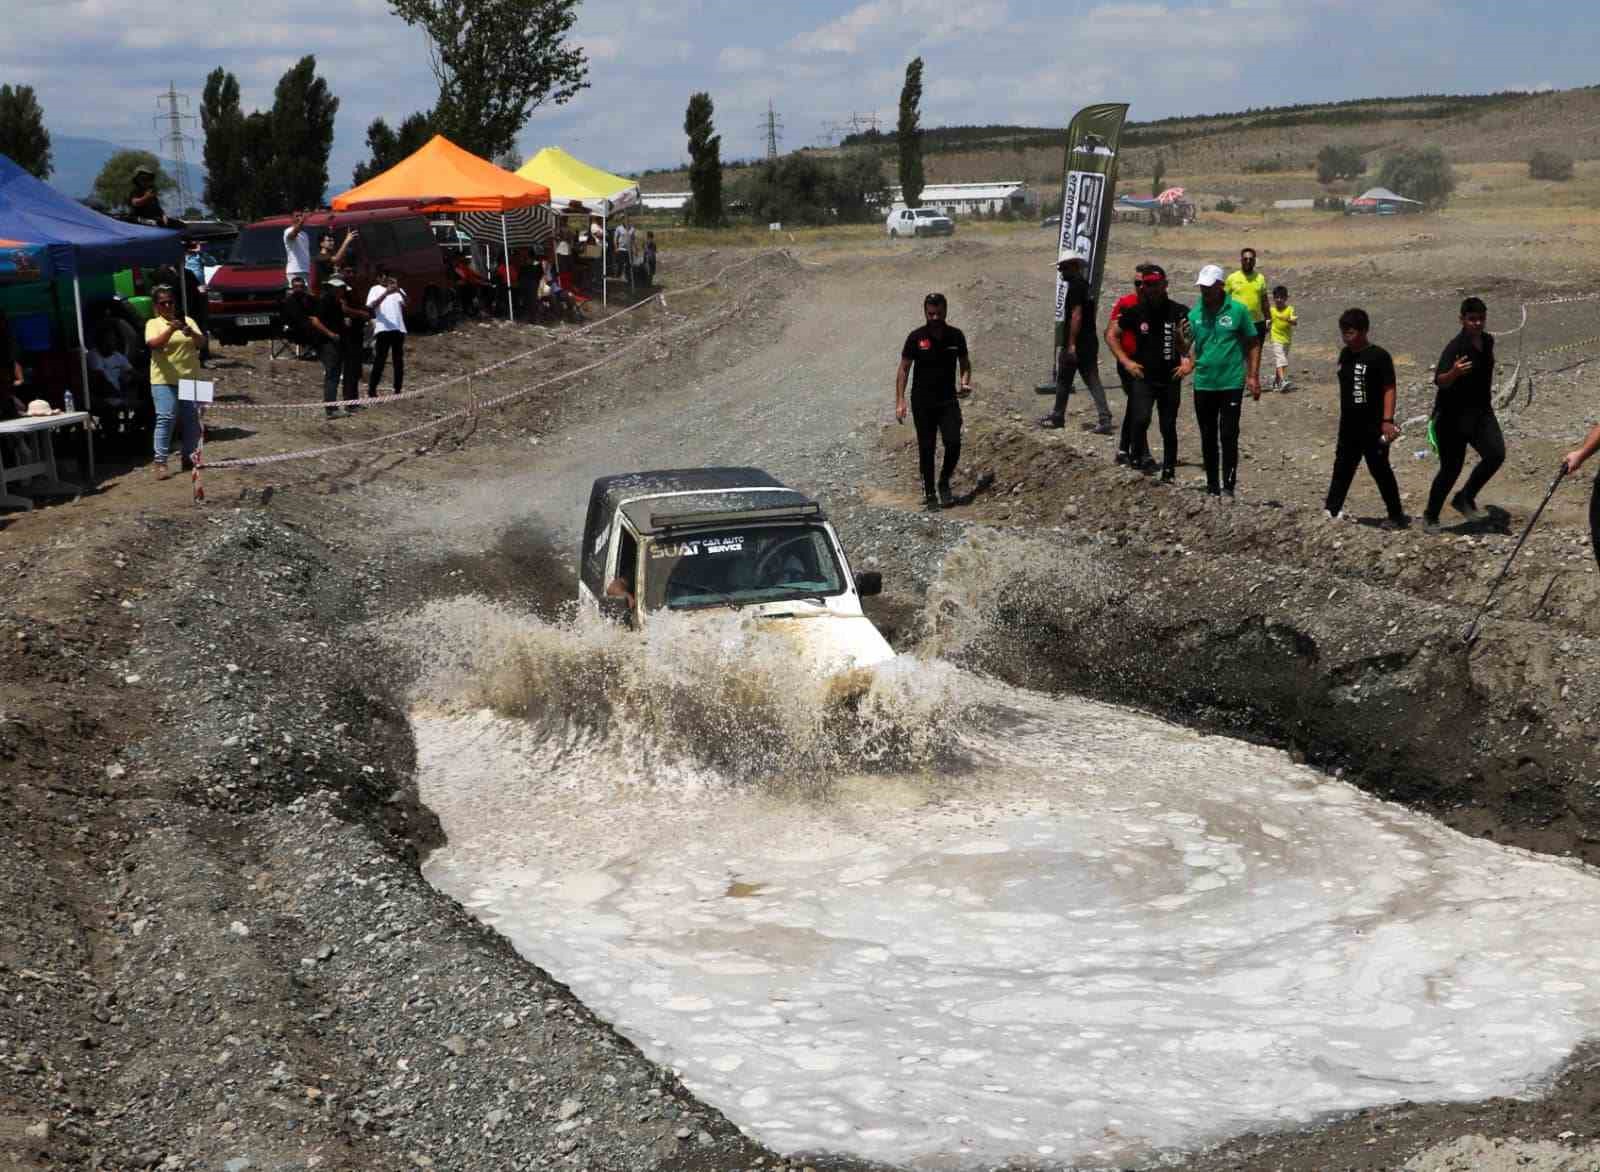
415,662,1600,1170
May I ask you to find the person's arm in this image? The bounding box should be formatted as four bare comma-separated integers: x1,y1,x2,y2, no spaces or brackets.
1106,315,1143,378
306,311,340,342
1380,381,1399,444
958,347,972,394
366,288,388,313
146,320,181,350
894,357,912,422
1436,343,1471,388
1065,304,1083,355
1244,318,1262,398
1563,422,1600,473
331,230,357,265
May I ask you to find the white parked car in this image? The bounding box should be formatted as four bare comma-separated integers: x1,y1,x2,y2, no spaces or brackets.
886,207,955,238
579,468,895,674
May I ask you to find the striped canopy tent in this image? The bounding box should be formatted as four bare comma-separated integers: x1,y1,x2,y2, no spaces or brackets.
459,203,559,249
331,134,551,317
1155,186,1187,204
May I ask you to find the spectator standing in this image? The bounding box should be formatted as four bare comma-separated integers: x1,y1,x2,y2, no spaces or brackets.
1182,264,1261,498
1110,264,1153,467
143,285,204,479
1269,285,1297,391
128,166,179,228
1424,297,1504,532
613,219,629,279
335,263,370,409
308,276,347,418
1224,248,1269,351
644,231,658,285
1039,247,1114,434
1107,266,1189,483
315,228,358,286
1323,307,1407,528
284,210,313,286
366,268,407,396
895,292,972,509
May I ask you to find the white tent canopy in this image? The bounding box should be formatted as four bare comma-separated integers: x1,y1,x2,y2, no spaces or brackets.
1355,187,1422,204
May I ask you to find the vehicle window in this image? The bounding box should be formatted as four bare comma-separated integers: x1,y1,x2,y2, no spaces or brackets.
361,221,397,260
642,525,844,611
616,529,638,597
916,210,939,218
232,225,322,266
389,217,435,254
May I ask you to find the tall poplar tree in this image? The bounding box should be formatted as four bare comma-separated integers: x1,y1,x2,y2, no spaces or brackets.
200,68,247,217
897,57,924,209
270,56,340,210
685,92,722,228
0,84,52,179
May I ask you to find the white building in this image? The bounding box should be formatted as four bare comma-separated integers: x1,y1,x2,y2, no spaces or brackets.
640,191,691,212
886,181,1037,217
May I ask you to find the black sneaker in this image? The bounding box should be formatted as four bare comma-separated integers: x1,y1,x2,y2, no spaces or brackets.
1087,421,1116,435
1160,470,1176,484
1451,492,1484,521
1222,486,1236,500
1038,415,1065,429
923,490,941,511
938,481,954,507
1422,515,1442,534
1114,452,1130,466
1379,514,1411,531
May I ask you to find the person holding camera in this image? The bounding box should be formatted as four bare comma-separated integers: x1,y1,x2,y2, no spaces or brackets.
366,267,407,396
143,284,205,479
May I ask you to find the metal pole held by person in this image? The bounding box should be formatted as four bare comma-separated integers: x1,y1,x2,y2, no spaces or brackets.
1462,463,1568,645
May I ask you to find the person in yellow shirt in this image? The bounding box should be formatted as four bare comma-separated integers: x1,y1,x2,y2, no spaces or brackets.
1224,247,1268,351
143,284,205,480
1268,284,1297,391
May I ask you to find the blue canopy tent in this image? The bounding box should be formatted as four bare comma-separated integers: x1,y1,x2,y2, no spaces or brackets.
0,153,181,475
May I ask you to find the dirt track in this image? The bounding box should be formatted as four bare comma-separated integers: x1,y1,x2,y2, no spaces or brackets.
5,221,1600,1171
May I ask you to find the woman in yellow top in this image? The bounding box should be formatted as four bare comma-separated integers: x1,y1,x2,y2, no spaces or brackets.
143,284,205,480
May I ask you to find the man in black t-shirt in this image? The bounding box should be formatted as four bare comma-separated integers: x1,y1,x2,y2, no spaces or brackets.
1106,265,1190,482
1040,248,1113,434
896,292,972,508
1424,296,1503,531
1324,308,1406,527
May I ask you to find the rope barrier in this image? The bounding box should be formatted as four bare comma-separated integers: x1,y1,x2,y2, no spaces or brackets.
200,262,769,471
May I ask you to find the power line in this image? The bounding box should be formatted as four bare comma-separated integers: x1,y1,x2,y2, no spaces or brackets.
154,80,198,213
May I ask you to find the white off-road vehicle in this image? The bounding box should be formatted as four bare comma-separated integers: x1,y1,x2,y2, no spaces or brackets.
578,468,895,672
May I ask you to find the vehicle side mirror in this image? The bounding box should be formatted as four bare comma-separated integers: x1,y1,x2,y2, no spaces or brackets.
855,571,882,597
597,595,633,626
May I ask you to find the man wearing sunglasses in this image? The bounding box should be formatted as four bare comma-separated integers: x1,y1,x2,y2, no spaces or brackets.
896,292,972,508
1106,266,1190,484
143,285,206,479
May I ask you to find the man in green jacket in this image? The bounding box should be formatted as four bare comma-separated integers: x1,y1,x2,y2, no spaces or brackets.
1179,264,1261,498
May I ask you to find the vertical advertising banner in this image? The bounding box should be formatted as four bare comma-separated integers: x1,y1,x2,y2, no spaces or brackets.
1054,103,1130,330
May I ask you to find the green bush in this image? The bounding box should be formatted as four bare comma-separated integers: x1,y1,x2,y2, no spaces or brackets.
1529,149,1574,181
1215,197,1237,213
1316,144,1367,184
1377,146,1457,208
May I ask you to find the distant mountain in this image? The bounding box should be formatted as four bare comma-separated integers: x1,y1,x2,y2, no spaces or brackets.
46,134,205,209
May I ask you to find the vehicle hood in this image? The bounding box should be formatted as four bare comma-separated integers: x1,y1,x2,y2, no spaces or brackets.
748,608,896,673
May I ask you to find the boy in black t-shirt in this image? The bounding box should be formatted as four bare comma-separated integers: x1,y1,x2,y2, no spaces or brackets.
1040,248,1113,434
1425,296,1503,531
1106,266,1189,482
1324,308,1407,528
895,292,972,508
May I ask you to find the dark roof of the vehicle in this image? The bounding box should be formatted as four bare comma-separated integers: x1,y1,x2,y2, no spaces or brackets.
592,468,816,535
244,205,433,230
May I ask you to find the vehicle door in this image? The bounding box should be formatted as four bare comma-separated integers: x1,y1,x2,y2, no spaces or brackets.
387,214,450,315
606,519,643,624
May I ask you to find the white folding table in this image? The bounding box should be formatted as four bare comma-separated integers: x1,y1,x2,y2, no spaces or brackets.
0,411,89,511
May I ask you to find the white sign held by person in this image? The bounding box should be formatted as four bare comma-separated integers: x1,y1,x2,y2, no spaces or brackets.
177,379,215,403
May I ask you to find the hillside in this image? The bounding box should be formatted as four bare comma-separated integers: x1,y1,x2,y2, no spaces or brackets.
637,85,1600,197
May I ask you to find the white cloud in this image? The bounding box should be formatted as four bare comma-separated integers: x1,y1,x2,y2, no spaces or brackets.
718,46,768,72
790,0,1008,54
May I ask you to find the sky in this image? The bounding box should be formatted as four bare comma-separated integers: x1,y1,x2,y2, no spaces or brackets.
3,0,1596,195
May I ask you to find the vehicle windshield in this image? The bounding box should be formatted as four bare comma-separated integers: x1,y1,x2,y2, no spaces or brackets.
916,210,942,218
643,525,845,611
229,225,324,267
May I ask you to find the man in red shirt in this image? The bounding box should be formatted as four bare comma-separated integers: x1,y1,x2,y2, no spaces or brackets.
1112,264,1153,467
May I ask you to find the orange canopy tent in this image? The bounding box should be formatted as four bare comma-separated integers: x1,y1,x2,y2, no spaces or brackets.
331,134,550,212
332,136,551,318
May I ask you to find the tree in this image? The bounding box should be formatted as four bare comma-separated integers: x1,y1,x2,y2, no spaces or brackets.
1377,145,1456,208
896,57,924,208
495,146,524,172
1316,143,1367,184
737,155,834,226
1150,153,1166,198
1530,149,1574,181
684,92,722,228
0,84,52,179
92,150,173,212
353,111,434,185
270,56,340,210
200,68,248,218
237,112,281,220
388,0,587,160
834,150,888,223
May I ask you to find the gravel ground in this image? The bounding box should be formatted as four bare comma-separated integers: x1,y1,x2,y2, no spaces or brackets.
5,230,1600,1171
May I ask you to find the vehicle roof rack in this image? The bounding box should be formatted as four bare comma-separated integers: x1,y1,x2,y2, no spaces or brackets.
651,502,822,531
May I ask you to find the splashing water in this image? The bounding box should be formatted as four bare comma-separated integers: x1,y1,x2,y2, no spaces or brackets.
403,586,1600,1170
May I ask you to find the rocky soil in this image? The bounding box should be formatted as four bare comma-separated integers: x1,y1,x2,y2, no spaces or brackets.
5,229,1600,1171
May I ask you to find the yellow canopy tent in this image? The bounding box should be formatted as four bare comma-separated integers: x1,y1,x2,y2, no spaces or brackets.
516,148,641,305
332,135,552,317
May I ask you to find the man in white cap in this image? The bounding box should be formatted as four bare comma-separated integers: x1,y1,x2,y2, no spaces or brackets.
1040,246,1114,434
1180,263,1261,498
